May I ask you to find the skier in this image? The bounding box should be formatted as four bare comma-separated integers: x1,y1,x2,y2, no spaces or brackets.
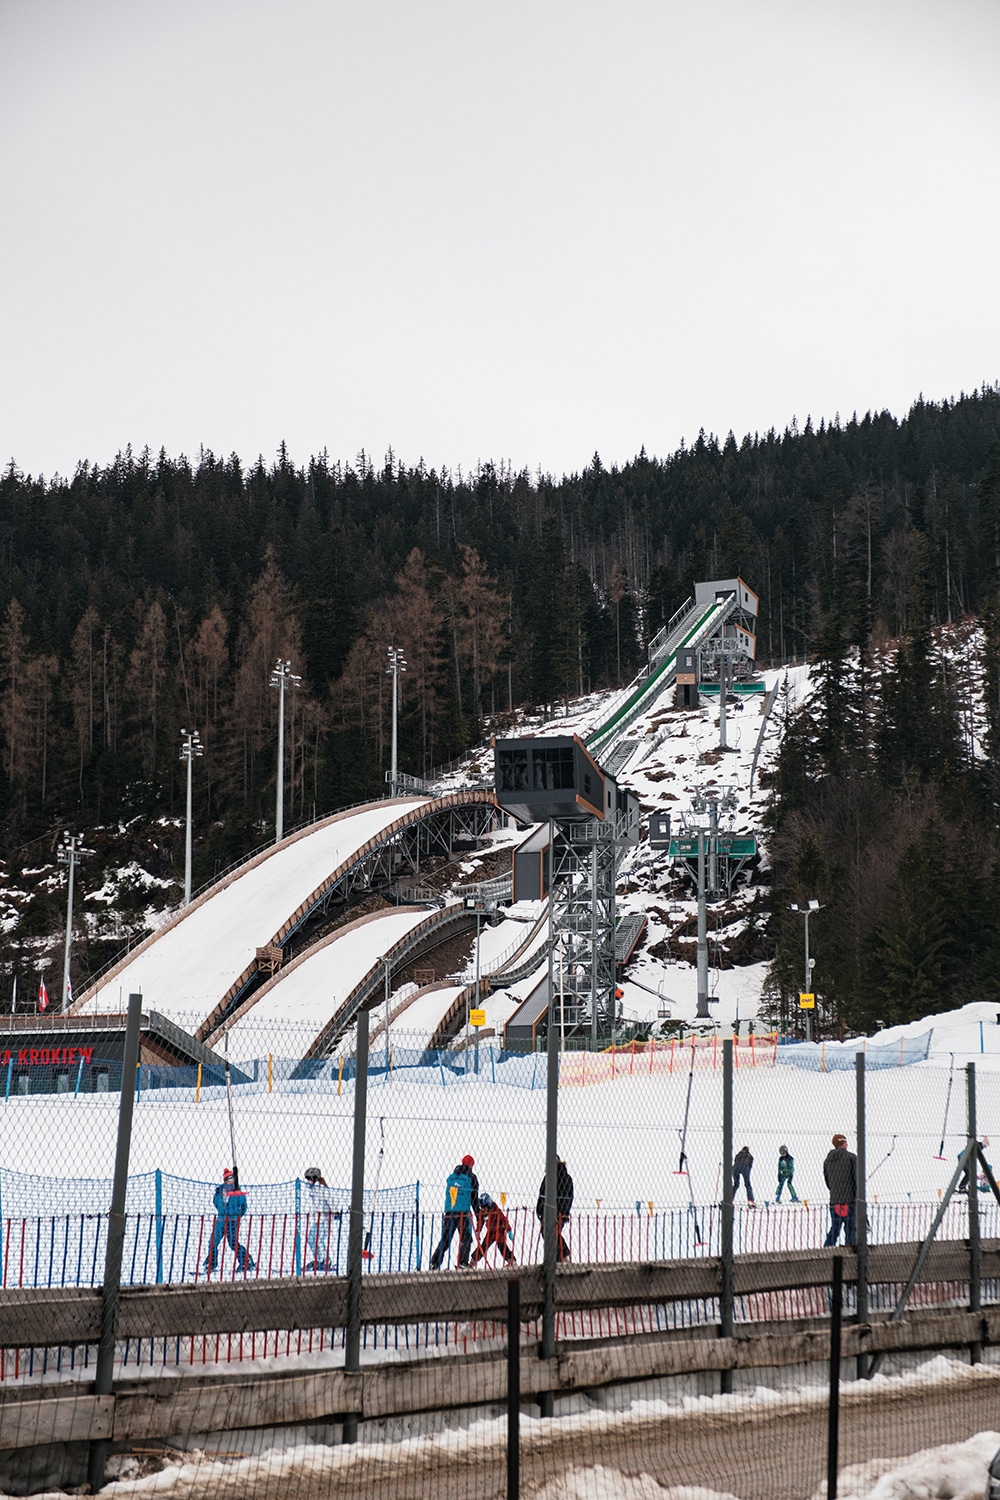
775,1144,799,1203
204,1168,254,1272
302,1165,342,1272
823,1133,857,1246
430,1154,479,1269
471,1192,516,1266
733,1145,756,1206
536,1156,574,1262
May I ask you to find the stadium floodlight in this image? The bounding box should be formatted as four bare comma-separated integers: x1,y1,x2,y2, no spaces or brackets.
269,660,301,843
179,729,204,905
386,647,407,796
58,832,93,1012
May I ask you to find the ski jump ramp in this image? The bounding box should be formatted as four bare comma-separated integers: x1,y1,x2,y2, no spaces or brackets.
72,790,497,1031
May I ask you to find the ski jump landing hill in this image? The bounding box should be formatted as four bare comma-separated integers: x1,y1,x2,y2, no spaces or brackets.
70,789,500,1056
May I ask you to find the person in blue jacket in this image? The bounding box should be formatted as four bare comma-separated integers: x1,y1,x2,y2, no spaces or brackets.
205,1167,254,1272
430,1154,479,1269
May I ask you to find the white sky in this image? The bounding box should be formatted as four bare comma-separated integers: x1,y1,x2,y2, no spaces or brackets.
2,0,999,482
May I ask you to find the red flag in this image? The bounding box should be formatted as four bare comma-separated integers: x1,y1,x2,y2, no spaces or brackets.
37,978,49,1013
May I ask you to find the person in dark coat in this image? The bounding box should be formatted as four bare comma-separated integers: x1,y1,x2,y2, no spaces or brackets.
536,1157,574,1262
430,1155,480,1269
205,1168,254,1272
733,1146,756,1205
823,1133,857,1246
776,1145,799,1203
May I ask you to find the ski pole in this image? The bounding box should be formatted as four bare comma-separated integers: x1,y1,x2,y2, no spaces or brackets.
869,1134,897,1180
675,1068,694,1174
224,1029,239,1187
934,1055,955,1159
363,1116,386,1261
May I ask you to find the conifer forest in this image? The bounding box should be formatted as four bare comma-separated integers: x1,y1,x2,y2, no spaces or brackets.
3,385,1000,1029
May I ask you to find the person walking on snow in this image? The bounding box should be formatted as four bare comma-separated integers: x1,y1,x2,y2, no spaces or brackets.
776,1145,799,1203
536,1156,574,1262
302,1166,342,1272
733,1145,756,1205
430,1154,479,1269
823,1133,857,1246
471,1193,516,1266
205,1168,254,1272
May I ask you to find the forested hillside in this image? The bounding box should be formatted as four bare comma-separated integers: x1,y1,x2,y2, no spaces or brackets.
2,386,1000,1018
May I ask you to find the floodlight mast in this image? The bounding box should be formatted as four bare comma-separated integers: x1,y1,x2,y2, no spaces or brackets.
269,660,301,843
789,900,824,1043
179,728,203,905
58,833,92,1011
386,647,407,795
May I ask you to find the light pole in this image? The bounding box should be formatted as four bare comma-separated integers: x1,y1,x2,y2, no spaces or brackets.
790,900,822,1042
58,833,91,1011
269,659,301,843
179,728,203,906
386,647,406,795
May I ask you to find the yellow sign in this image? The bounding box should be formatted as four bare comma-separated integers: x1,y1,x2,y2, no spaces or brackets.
470,1008,487,1027
799,992,815,1009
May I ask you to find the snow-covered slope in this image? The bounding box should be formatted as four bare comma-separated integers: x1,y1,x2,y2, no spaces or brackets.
75,798,432,1024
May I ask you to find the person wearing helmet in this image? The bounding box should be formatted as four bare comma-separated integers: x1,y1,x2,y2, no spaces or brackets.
204,1167,253,1273
776,1145,799,1203
472,1191,515,1266
430,1155,479,1269
303,1166,341,1273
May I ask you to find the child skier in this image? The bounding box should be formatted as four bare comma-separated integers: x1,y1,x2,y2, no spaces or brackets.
775,1145,799,1203
471,1193,515,1266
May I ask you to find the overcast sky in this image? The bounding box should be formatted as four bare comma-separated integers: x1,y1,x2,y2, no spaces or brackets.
2,0,999,483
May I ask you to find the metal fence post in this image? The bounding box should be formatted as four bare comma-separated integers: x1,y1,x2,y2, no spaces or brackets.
507,1276,521,1500
855,1053,868,1378
968,1061,981,1363
87,992,142,1494
828,1255,843,1500
720,1037,734,1394
343,1007,370,1442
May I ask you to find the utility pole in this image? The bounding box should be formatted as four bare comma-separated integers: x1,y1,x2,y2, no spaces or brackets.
269,659,301,843
696,829,709,1019
790,900,822,1043
58,833,91,1011
179,728,203,906
387,646,406,795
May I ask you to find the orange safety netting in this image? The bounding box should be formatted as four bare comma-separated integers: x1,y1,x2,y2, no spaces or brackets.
559,1032,780,1086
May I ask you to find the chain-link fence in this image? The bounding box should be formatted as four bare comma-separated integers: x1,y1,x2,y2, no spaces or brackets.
3,1006,1000,1498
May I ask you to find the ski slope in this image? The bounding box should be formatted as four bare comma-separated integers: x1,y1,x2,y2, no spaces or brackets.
224,907,433,1059
74,798,431,1025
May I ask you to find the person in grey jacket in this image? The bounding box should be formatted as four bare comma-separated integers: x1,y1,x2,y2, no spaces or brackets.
733,1145,755,1205
823,1133,857,1245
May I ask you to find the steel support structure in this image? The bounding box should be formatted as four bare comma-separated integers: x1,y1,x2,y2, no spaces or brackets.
548,814,629,1038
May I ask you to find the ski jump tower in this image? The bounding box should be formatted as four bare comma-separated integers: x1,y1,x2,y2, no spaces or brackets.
494,735,639,1042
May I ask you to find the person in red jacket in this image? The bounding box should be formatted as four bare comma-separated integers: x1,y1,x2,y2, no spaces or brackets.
471,1193,515,1266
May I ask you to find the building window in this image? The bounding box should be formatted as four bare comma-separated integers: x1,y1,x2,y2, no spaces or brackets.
93,1068,110,1093
55,1070,70,1094
15,1072,29,1095
498,748,529,792
531,746,574,790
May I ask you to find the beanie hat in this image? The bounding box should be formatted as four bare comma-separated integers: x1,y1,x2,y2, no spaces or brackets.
462,1154,475,1167
223,1168,234,1179
779,1145,788,1154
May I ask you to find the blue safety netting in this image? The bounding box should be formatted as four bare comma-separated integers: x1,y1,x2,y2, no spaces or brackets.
775,1031,933,1070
